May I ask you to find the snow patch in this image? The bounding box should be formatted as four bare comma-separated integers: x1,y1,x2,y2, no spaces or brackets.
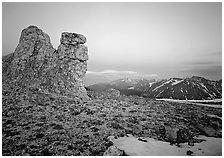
213,92,217,96
128,86,135,90
171,79,183,86
180,88,183,93
108,135,222,156
156,98,222,108
149,82,155,87
152,80,172,91
199,83,209,92
156,90,164,97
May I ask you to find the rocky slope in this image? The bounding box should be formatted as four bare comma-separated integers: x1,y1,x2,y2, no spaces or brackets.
88,77,222,100
2,87,222,155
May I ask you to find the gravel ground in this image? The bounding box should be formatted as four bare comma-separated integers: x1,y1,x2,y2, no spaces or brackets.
2,87,222,156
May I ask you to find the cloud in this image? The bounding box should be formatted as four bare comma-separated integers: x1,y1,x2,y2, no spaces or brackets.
87,70,137,75
86,70,158,79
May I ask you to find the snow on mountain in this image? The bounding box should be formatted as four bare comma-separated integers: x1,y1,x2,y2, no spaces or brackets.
87,76,222,100
171,79,184,86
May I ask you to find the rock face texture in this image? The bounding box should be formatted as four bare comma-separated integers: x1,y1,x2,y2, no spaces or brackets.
3,26,55,81
55,32,88,98
3,25,89,100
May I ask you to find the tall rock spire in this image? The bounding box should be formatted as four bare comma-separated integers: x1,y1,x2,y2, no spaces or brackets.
3,25,89,100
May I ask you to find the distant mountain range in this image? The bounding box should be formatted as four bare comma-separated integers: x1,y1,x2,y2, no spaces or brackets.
87,76,222,100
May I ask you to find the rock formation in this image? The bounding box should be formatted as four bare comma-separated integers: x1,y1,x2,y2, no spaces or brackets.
2,25,89,100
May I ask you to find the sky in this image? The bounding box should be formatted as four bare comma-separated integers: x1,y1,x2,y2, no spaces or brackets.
2,2,222,85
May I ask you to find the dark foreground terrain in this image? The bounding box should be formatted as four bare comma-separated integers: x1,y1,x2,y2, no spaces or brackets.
2,87,222,156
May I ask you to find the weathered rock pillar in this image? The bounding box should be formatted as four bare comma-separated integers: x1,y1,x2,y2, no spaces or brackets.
55,32,89,99
3,26,89,100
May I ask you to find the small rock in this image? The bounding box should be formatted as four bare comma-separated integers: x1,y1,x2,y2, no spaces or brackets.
36,133,44,139
41,149,54,156
127,123,142,134
186,150,193,155
110,122,124,130
188,140,194,146
53,124,64,130
138,138,148,142
177,128,192,143
103,146,125,156
90,126,99,132
22,153,30,156
164,126,179,142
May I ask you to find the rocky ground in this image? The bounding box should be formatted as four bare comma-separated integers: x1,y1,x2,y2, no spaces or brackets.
2,87,222,156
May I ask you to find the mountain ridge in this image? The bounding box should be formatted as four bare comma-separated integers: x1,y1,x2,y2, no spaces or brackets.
87,76,222,100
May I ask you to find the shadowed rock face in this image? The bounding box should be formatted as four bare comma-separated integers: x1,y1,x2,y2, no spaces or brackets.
2,25,89,100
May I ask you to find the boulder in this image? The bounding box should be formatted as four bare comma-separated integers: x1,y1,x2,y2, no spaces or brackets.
164,126,179,142
106,88,120,97
103,146,125,156
196,124,221,137
157,125,192,143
